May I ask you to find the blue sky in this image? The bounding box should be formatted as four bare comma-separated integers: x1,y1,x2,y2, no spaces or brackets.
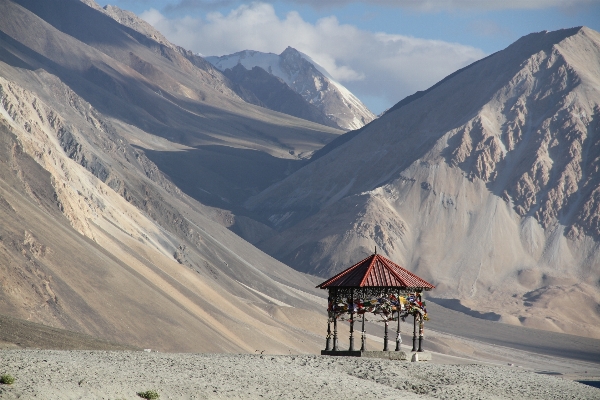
98,0,600,114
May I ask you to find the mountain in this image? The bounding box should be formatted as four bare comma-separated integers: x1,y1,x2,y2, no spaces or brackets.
0,0,343,352
222,63,340,129
92,3,268,108
207,47,376,131
3,0,599,354
10,0,342,212
246,27,600,338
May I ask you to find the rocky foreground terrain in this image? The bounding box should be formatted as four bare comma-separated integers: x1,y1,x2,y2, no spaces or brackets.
1,350,599,400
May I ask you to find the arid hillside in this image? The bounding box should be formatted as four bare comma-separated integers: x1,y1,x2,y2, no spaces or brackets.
0,0,340,352
1,0,342,209
247,27,600,338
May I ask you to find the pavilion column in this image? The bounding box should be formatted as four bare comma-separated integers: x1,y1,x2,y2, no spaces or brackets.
396,295,402,351
333,317,339,351
360,314,366,351
418,314,424,352
349,289,355,351
325,295,332,351
412,313,418,352
417,292,424,352
383,320,389,351
325,320,332,351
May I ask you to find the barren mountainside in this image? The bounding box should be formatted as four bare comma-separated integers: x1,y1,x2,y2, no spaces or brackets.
222,63,340,129
247,27,600,338
0,0,341,352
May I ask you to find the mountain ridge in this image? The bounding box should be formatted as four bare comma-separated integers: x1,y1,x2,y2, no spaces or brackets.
207,47,376,131
222,63,340,128
246,26,600,338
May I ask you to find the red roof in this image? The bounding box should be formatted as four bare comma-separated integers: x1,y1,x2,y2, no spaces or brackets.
317,253,435,290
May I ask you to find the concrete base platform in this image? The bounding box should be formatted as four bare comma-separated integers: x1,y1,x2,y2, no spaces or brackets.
320,350,433,362
320,350,408,360
411,351,432,362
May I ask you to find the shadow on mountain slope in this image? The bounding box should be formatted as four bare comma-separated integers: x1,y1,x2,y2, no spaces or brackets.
0,313,139,351
140,145,306,210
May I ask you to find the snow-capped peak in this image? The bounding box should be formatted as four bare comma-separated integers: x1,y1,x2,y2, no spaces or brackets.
206,47,375,130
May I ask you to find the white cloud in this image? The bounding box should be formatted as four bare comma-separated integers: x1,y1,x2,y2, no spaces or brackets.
388,0,592,11
161,0,596,12
140,3,485,113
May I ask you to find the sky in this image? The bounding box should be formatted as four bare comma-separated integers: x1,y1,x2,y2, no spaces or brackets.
98,0,600,115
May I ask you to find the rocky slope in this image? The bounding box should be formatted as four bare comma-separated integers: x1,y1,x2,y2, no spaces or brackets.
207,47,376,130
6,0,342,207
0,0,341,352
222,63,339,129
0,66,329,353
93,2,270,107
247,27,600,338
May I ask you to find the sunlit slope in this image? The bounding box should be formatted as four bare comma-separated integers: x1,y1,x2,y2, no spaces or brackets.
0,63,334,351
248,27,600,338
0,0,338,352
1,0,341,208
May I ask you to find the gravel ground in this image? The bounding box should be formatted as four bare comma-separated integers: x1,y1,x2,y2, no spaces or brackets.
1,350,599,399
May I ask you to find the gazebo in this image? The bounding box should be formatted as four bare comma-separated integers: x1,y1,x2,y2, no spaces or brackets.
317,250,435,357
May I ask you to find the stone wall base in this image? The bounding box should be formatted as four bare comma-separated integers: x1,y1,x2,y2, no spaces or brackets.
320,350,407,360
410,351,432,362
320,350,432,362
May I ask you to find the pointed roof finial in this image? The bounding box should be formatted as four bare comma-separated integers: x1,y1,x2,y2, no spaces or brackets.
374,245,377,254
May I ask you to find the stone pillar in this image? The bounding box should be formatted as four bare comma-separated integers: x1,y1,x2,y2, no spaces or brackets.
412,313,418,352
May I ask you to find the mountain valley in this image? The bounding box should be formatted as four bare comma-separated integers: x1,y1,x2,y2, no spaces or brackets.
0,0,599,358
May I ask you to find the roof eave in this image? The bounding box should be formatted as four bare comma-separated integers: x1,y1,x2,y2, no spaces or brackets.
320,284,435,290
